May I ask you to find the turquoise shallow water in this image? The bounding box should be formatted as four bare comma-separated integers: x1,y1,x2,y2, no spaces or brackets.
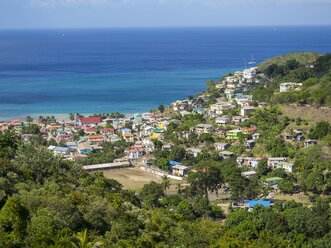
0,68,231,119
1,27,331,120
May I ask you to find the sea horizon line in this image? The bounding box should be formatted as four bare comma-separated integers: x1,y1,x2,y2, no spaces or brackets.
1,25,331,31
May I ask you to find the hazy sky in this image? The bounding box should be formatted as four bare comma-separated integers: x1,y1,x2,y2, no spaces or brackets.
1,0,331,29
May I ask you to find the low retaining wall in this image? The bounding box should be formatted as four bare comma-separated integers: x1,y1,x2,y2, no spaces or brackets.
139,166,183,181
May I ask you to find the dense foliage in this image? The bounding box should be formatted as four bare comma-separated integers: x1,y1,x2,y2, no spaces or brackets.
0,129,330,247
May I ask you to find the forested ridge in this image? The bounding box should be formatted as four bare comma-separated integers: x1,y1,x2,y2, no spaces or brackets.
0,130,330,247
254,53,331,107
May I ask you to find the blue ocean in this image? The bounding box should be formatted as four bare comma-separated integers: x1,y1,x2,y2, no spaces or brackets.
1,26,331,120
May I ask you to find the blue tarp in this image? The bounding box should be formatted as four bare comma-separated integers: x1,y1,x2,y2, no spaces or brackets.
244,200,271,208
168,160,182,166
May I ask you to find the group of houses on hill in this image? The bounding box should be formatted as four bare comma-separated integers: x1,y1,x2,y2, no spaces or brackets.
0,66,317,183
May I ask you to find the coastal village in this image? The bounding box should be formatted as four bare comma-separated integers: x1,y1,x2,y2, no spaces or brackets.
0,52,331,247
0,62,329,211
1,0,331,244
0,62,330,209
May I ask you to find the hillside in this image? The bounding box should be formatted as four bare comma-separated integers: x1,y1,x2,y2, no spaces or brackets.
258,52,321,71
0,52,331,247
253,52,331,107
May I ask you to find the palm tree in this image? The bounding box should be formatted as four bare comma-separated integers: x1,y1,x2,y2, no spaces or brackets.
25,115,33,123
177,183,182,194
72,229,103,248
161,175,171,191
69,113,75,121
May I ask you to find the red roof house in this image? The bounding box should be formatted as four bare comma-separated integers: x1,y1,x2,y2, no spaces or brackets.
75,116,102,126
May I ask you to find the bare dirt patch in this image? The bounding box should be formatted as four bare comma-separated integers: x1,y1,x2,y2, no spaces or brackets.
280,105,331,123
274,192,311,204
103,167,162,190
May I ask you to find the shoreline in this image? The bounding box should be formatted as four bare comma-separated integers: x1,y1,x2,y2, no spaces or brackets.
0,112,137,122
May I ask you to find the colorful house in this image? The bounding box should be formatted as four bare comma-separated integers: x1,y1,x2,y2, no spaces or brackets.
194,124,213,135
236,157,262,167
152,128,165,139
226,129,242,140
75,116,102,126
158,121,169,129
87,135,104,145
276,162,294,173
77,143,93,154
126,149,144,159
267,157,287,168
123,133,134,142
265,177,283,186
172,165,192,177
11,119,24,130
121,128,132,136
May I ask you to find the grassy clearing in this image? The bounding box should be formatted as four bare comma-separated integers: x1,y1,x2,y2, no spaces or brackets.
103,167,163,190
103,167,183,191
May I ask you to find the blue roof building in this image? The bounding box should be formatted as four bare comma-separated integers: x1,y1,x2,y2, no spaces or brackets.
50,146,72,154
66,142,78,147
244,200,271,211
244,200,271,210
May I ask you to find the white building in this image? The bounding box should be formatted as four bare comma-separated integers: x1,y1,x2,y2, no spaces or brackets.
126,149,144,160
186,148,202,158
276,162,294,173
279,82,303,93
240,106,256,117
194,124,214,135
267,157,287,168
243,67,257,80
216,116,231,125
241,170,257,178
214,143,230,151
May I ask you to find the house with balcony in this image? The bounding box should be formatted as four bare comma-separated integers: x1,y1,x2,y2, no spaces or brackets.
276,162,294,173
236,157,262,167
194,124,214,135
267,157,287,168
172,165,192,177
216,116,231,126
126,149,144,160
87,135,104,145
